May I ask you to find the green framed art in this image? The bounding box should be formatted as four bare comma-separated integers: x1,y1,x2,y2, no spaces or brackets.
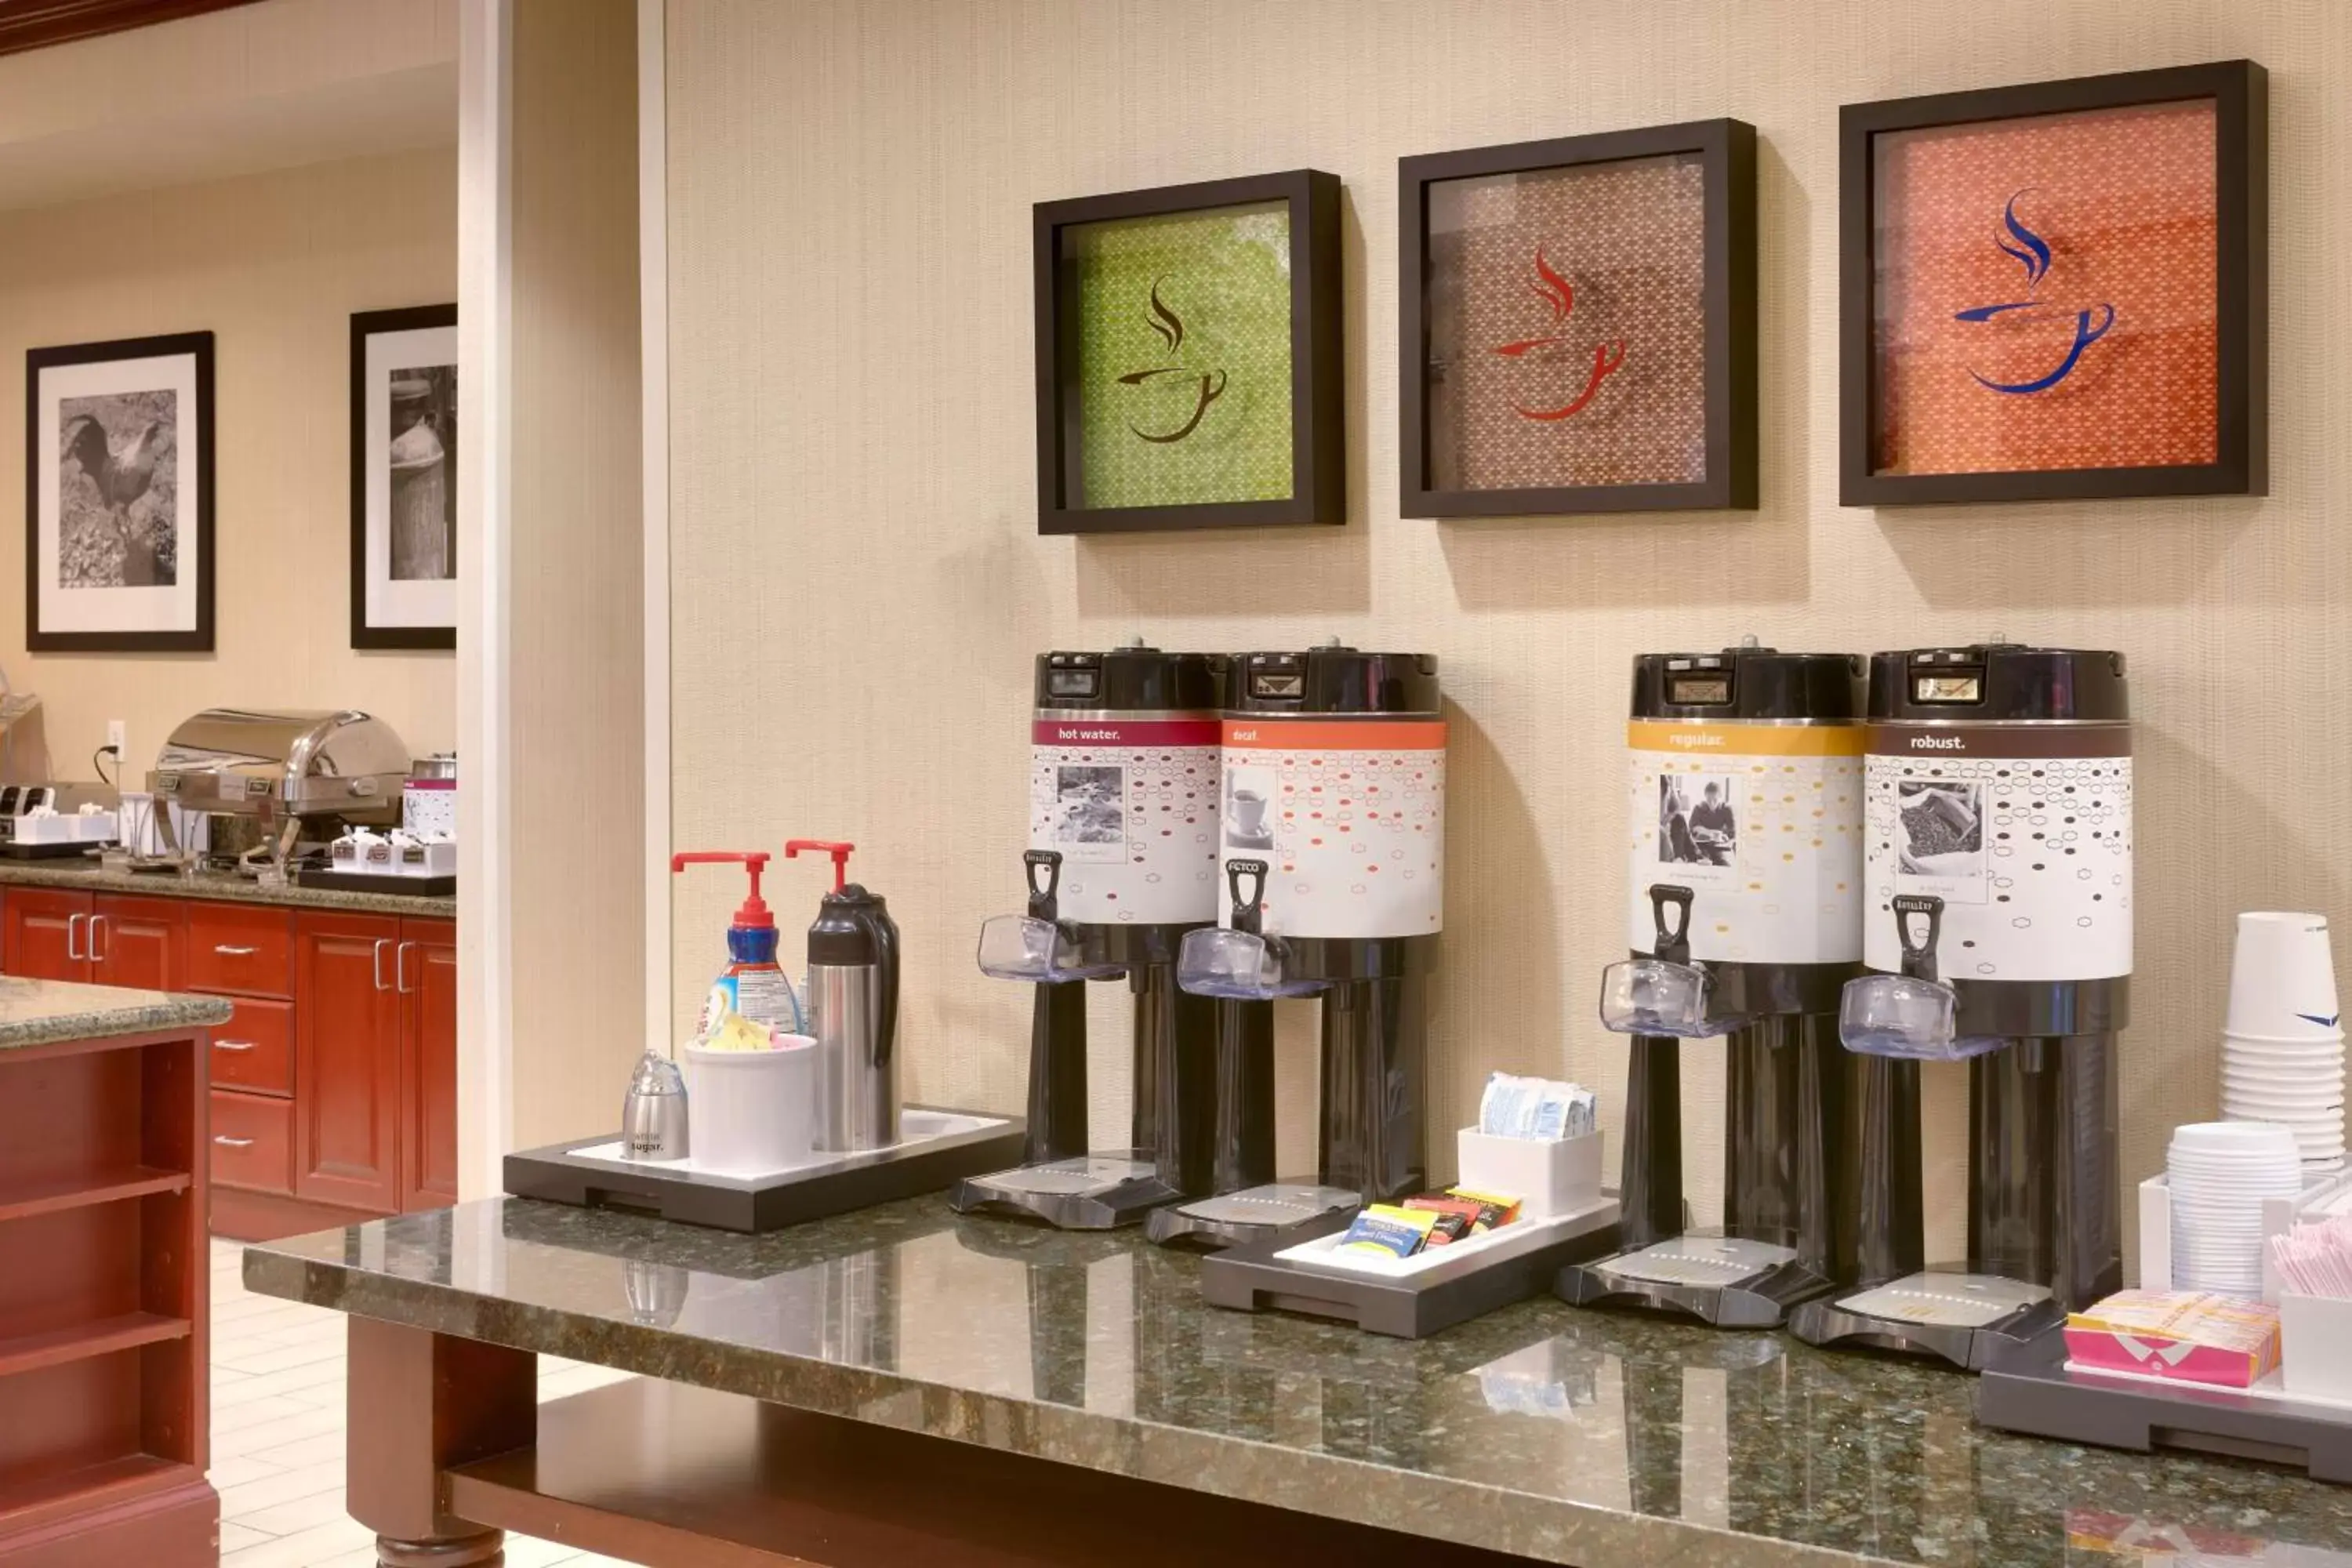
1034,170,1343,535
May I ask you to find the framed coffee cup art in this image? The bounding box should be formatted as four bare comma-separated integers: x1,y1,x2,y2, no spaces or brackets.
1840,60,2267,506
24,332,215,652
1399,118,1758,519
1034,169,1343,535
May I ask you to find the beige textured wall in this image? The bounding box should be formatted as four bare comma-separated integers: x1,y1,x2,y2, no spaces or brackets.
0,147,457,779
665,0,2345,1258
507,0,646,1152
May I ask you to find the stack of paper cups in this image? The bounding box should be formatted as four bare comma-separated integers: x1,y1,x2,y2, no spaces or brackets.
2221,912,2345,1173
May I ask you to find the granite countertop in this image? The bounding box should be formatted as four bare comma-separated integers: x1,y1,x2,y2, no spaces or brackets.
245,1197,2352,1567
0,857,454,917
0,974,232,1048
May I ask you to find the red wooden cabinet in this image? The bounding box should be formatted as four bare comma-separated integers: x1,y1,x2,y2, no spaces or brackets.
293,912,404,1214
90,894,187,992
4,886,93,981
398,919,459,1210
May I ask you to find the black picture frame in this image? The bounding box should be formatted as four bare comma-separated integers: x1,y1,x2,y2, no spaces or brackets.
1034,169,1343,535
350,303,458,650
24,331,214,653
1399,118,1757,520
1839,60,2267,506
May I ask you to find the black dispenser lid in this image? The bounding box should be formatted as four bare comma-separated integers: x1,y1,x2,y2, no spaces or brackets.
1227,643,1439,717
1868,642,2129,723
1035,643,1224,711
809,885,888,964
1630,643,1862,721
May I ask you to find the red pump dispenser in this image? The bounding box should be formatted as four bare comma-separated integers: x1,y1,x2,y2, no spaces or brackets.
673,851,800,1036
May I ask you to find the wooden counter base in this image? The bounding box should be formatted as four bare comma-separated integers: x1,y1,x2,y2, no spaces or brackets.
347,1320,1524,1568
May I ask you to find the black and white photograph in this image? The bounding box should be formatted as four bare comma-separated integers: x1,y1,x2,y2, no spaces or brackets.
351,304,458,648
1225,763,1276,850
1659,774,1737,866
26,332,213,652
1897,780,1985,887
1051,764,1127,846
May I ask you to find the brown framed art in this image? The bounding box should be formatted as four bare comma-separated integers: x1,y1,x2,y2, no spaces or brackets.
1840,60,2267,506
1034,169,1343,535
1399,118,1756,519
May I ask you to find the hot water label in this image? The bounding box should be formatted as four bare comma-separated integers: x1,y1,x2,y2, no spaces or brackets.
1030,717,1221,925
1862,724,2132,980
1218,720,1446,939
1624,720,1864,965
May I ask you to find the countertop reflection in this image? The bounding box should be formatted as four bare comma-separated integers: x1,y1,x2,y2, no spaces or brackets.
248,1197,2352,1566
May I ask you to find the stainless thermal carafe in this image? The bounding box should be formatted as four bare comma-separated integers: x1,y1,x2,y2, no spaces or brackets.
790,840,900,1152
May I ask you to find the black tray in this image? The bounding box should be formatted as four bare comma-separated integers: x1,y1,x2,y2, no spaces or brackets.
1977,1327,2352,1483
1200,1200,1621,1339
296,866,456,896
0,840,103,860
505,1105,1027,1232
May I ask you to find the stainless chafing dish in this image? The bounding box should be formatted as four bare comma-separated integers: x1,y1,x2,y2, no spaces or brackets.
147,709,410,883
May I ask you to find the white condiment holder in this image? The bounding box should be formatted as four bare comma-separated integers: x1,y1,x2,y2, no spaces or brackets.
2137,1167,2352,1301
1275,1126,1606,1284
683,1036,819,1178
13,810,117,844
2278,1293,2352,1402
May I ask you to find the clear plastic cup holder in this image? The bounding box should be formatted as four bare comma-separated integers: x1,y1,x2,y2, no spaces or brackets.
1599,958,1734,1038
1838,974,2007,1060
1176,927,1325,1000
975,914,1122,983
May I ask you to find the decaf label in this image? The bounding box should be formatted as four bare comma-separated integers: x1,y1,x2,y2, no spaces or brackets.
1863,735,2132,980
1220,720,1446,939
1625,720,1864,965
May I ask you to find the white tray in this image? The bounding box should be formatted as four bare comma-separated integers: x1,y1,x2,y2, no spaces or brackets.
566,1109,1004,1185
1272,1194,1616,1286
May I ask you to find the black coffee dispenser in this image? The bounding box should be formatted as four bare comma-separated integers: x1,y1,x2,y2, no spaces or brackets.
952,644,1225,1228
1789,644,2130,1370
1557,644,1867,1325
1147,644,1444,1248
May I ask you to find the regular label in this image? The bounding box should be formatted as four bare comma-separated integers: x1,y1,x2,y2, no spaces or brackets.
1218,720,1446,938
1624,720,1864,965
1862,724,2132,980
1030,717,1221,925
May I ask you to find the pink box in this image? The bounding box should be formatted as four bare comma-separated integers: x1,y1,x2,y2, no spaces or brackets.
2065,1290,2281,1389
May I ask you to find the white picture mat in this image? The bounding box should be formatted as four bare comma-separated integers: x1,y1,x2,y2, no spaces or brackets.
364,322,459,629
35,351,201,635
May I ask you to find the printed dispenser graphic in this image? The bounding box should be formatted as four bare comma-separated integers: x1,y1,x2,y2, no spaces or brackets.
1118,279,1229,445
1029,713,1221,927
1494,248,1626,423
1953,191,2115,397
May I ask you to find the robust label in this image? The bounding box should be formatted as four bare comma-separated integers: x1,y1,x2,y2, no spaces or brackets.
1624,720,1864,964
1218,720,1446,938
1862,723,2132,980
1029,717,1221,925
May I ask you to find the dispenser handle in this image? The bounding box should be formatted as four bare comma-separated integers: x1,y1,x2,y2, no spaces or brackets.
1225,858,1269,936
867,903,899,1073
784,840,855,893
1891,895,1945,983
1023,849,1063,921
1647,884,1697,966
670,851,772,915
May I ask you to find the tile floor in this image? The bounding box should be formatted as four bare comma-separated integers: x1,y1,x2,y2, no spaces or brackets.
209,1237,644,1566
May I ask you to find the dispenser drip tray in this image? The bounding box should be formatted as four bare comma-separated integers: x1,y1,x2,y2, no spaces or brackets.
1143,1181,1361,1250
1600,1236,1795,1287
1835,1271,2052,1330
949,1152,1186,1229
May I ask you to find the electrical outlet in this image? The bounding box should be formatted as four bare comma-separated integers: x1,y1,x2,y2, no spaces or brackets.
105,720,126,767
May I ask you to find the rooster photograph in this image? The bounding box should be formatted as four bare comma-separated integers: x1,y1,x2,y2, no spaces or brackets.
57,390,178,588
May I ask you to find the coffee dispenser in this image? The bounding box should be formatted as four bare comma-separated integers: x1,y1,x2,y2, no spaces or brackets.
1790,643,2129,1370
952,644,1225,1228
1559,644,1866,1326
1147,644,1444,1248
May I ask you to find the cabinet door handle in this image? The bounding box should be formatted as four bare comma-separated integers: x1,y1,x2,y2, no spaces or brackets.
214,943,258,956
65,913,83,961
395,940,416,994
372,938,390,991
212,1135,255,1149
213,1040,257,1052
89,913,106,964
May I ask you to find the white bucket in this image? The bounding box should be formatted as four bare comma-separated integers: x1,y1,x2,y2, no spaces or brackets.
682,1036,818,1178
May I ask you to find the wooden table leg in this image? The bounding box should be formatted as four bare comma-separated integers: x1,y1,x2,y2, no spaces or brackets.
345,1316,536,1566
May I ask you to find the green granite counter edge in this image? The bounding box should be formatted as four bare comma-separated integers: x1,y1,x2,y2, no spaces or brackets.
0,858,454,918
242,1243,1900,1568
0,982,231,1049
